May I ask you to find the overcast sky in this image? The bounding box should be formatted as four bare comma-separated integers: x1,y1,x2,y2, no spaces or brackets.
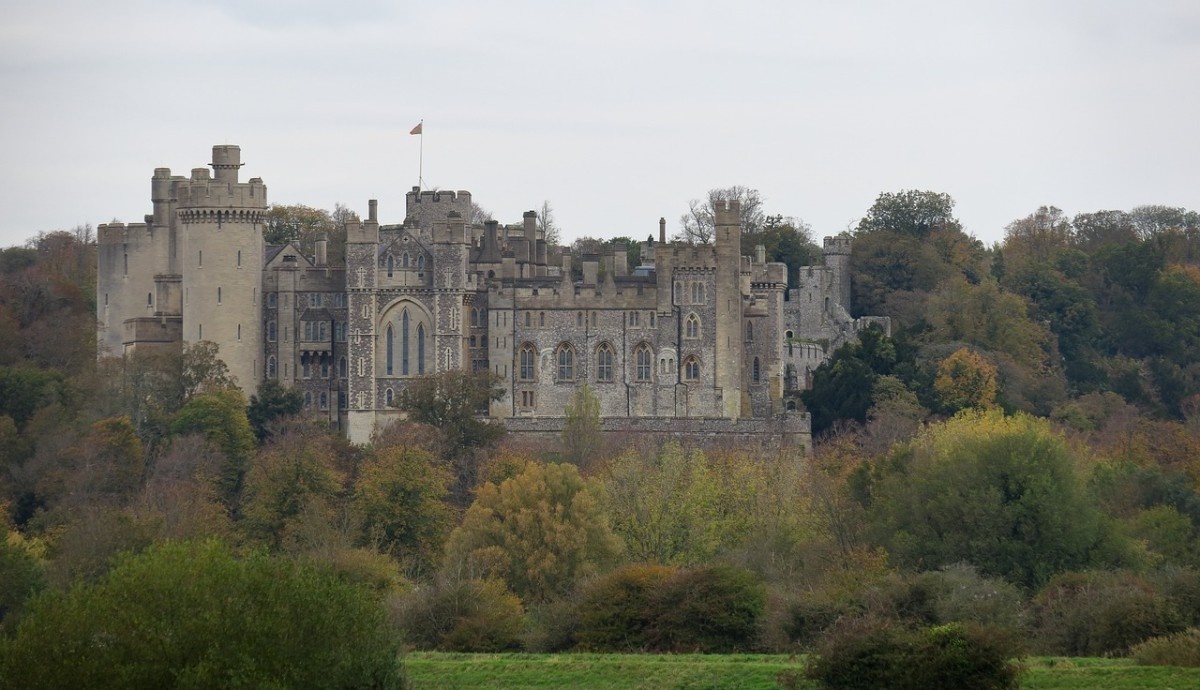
1,0,1197,249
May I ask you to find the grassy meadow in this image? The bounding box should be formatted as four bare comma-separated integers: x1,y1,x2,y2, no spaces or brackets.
406,653,1200,689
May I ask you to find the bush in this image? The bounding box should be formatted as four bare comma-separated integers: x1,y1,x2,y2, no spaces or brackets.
645,564,766,653
805,618,1023,690
1030,570,1186,656
392,578,524,652
1131,628,1200,667
571,563,766,653
575,564,677,651
0,540,404,690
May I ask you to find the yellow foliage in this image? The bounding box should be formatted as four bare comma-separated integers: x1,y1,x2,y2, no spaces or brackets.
934,347,998,412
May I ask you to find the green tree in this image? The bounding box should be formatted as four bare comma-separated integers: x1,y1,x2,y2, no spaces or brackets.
169,388,255,507
352,444,453,575
247,378,304,441
240,429,346,549
444,462,621,602
869,410,1128,588
398,370,506,456
0,540,404,689
801,326,900,435
562,382,603,468
600,443,721,565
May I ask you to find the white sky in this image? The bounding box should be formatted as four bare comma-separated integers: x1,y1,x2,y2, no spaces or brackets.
1,0,1197,248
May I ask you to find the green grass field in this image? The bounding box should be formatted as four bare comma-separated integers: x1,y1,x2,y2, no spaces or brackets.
406,653,1200,689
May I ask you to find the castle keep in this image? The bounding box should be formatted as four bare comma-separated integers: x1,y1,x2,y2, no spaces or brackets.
98,145,886,445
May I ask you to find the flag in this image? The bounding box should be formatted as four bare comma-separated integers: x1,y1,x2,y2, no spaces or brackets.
410,122,423,135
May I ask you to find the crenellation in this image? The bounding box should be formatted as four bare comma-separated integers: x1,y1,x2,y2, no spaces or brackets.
100,144,886,448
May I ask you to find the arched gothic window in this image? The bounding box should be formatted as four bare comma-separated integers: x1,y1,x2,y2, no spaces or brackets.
386,324,394,375
386,255,394,277
634,343,653,382
402,253,410,268
267,356,277,378
401,310,410,375
753,357,761,383
746,321,754,342
417,255,425,269
385,388,394,406
685,313,701,339
595,343,614,382
684,355,701,381
519,343,536,381
556,343,575,381
338,356,347,378
416,323,426,375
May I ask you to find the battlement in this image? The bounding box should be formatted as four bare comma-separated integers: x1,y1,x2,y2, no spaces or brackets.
98,222,151,244
714,199,742,228
823,236,852,254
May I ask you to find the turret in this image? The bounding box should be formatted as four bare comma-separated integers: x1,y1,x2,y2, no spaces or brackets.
822,236,852,313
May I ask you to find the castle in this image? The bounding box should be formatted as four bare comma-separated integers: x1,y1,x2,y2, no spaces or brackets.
98,145,887,445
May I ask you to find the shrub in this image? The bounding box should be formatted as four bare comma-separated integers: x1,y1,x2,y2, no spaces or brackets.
0,540,404,690
392,578,524,652
575,564,677,651
1030,570,1186,656
1131,628,1200,667
645,564,766,653
805,618,1022,690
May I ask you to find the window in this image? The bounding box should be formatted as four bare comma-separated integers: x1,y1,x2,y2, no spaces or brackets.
470,335,477,348
267,356,277,378
539,312,545,327
634,343,653,382
319,322,328,341
268,292,277,308
691,281,704,304
649,312,655,328
576,311,583,327
385,325,394,375
628,311,640,327
519,343,536,381
385,388,394,406
304,392,312,408
746,322,754,342
416,324,426,375
309,293,320,308
387,255,394,277
596,343,614,382
237,250,241,267
525,312,531,327
147,292,152,306
685,313,700,339
785,330,794,340
302,358,311,379
217,287,221,304
471,308,480,327
556,343,575,381
402,253,410,268
401,310,410,375
320,359,330,378
338,357,347,378
319,392,328,410
417,254,425,269
753,357,761,383
339,391,348,409
673,281,682,304
684,356,700,381
520,390,535,409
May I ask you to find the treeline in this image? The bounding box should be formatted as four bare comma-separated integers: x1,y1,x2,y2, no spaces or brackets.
2,194,1200,686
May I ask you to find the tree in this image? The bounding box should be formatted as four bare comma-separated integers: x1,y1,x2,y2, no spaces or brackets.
677,186,765,244
444,462,621,602
0,540,405,689
801,326,900,435
264,203,334,252
868,410,1128,588
397,370,506,456
247,378,304,441
933,347,998,413
856,190,961,238
744,216,820,288
169,388,256,507
538,200,561,247
600,443,720,565
352,444,453,575
561,383,602,468
240,428,346,549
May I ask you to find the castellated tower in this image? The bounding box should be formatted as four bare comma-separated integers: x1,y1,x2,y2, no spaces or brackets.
714,200,744,418
176,145,268,394
822,236,852,312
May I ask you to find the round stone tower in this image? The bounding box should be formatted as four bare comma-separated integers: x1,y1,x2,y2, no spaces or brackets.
176,145,268,394
822,236,853,313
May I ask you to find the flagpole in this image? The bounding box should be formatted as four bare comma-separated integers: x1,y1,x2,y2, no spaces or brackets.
417,119,424,191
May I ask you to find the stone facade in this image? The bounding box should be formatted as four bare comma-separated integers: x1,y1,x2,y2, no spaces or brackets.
99,145,889,446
